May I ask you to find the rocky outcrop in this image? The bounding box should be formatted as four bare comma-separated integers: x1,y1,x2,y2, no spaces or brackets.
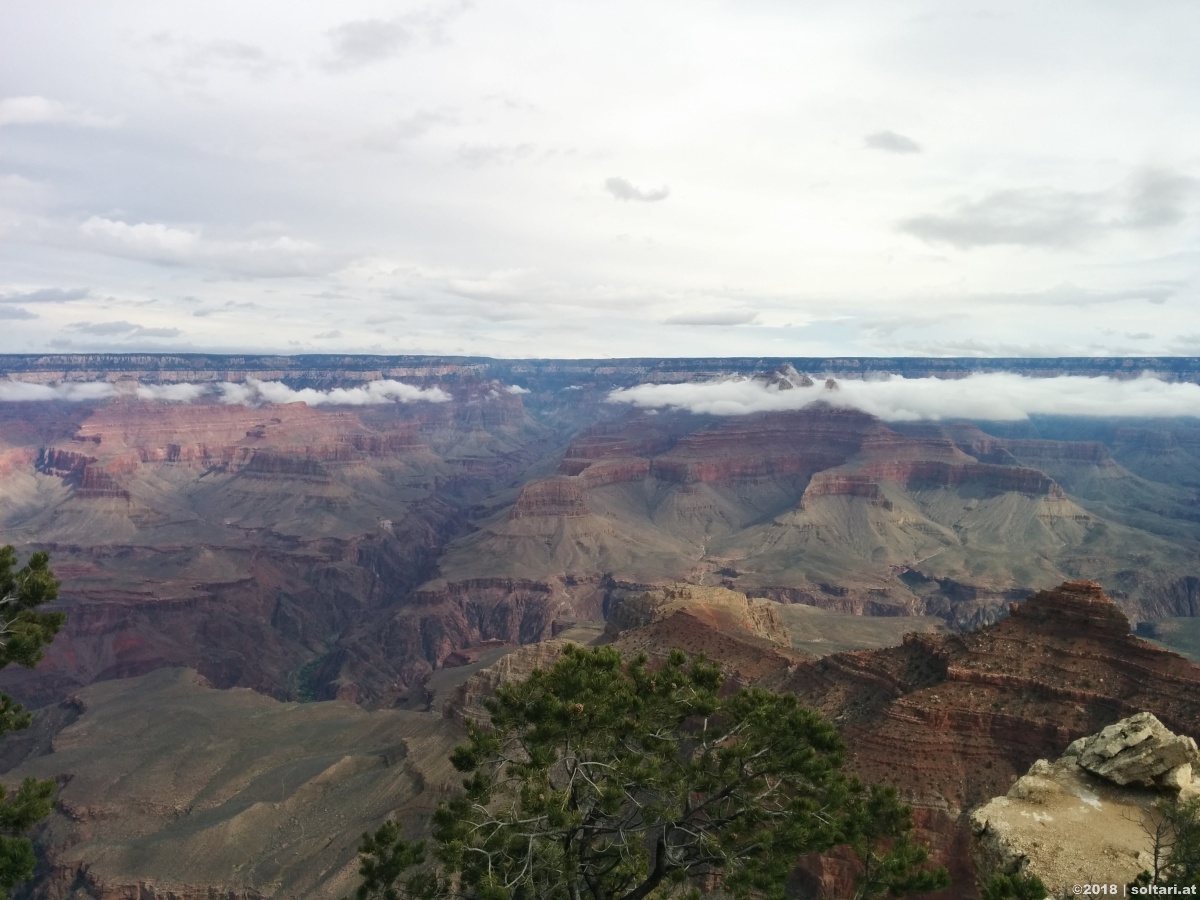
800,472,892,509
605,584,801,684
780,581,1200,898
572,458,651,487
605,584,791,646
971,713,1200,894
562,423,677,461
317,578,570,705
35,447,94,479
241,450,331,480
510,478,589,519
36,447,132,500
859,460,1066,498
1070,711,1200,788
647,408,876,484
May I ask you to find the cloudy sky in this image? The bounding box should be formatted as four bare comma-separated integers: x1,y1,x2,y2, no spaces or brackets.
1,1,1198,358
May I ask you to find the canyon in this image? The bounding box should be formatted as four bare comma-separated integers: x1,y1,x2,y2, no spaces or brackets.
2,354,1200,897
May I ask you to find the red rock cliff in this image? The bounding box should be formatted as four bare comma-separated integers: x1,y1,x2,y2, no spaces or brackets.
779,581,1200,898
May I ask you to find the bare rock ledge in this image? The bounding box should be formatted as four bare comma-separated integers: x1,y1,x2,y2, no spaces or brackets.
971,712,1200,895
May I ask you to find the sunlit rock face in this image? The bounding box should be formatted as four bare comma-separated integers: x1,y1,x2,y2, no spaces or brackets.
972,711,1200,894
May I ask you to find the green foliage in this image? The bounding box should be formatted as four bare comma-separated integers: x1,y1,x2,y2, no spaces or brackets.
0,546,65,899
843,785,950,900
1131,794,1200,890
981,871,1048,900
351,644,949,900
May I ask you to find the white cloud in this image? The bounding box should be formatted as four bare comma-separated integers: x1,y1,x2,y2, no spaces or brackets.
76,217,334,277
0,95,119,128
0,378,450,406
505,384,530,394
4,4,1200,356
607,373,1200,422
0,381,117,401
216,378,451,406
135,383,209,402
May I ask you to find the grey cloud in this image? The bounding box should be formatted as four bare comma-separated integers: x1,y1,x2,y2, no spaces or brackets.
324,5,469,72
0,307,36,320
68,320,182,338
864,130,921,153
1125,332,1153,340
1125,168,1195,229
313,329,342,339
324,19,413,71
663,310,758,326
901,169,1197,250
605,177,670,203
0,287,89,304
144,34,286,83
900,187,1103,249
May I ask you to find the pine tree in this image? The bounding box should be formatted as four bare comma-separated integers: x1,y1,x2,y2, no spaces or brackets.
352,644,949,899
0,546,65,899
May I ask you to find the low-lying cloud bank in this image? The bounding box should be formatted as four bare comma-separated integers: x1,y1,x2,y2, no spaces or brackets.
607,373,1200,421
215,379,450,406
0,378,450,406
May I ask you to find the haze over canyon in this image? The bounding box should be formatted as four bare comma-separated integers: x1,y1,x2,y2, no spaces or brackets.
3,353,1200,897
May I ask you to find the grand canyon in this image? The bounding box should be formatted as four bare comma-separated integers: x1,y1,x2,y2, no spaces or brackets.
3,354,1200,897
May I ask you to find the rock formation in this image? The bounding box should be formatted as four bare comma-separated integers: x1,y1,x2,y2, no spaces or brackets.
778,582,1200,897
1071,711,1200,789
971,712,1200,894
3,359,1200,713
604,584,802,683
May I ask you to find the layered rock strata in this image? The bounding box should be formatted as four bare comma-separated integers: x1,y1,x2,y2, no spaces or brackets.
778,582,1200,898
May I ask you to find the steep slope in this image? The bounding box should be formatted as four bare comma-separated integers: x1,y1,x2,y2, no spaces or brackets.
0,668,466,899
429,405,1200,633
777,582,1200,897
0,385,562,707
4,364,1200,710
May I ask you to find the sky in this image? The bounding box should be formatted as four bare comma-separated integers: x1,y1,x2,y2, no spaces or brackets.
1,1,1198,359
